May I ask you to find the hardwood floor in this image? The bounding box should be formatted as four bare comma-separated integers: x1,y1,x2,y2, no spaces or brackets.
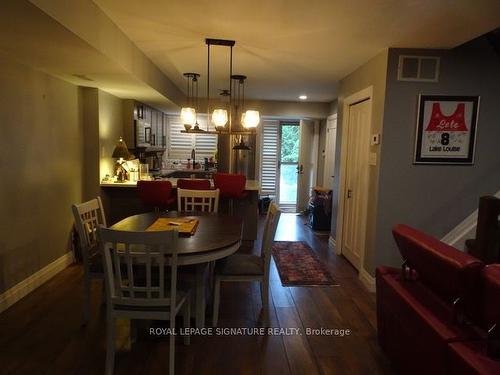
0,213,393,374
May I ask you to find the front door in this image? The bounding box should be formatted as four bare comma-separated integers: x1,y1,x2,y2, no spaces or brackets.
341,99,371,270
278,122,300,211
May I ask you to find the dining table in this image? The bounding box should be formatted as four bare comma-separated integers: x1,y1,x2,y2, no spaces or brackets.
110,211,243,328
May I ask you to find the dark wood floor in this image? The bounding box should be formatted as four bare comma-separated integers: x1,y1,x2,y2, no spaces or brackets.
0,214,393,374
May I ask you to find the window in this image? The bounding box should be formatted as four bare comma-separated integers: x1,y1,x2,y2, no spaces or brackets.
259,120,279,196
167,115,218,160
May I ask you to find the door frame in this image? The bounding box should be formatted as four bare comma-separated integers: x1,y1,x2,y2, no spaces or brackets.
335,86,373,276
323,114,337,189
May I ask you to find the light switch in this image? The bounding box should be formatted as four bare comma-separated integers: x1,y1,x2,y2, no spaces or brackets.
371,133,381,145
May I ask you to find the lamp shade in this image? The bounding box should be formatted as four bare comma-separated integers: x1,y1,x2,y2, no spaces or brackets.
112,137,131,160
241,110,260,129
212,109,228,127
180,107,196,126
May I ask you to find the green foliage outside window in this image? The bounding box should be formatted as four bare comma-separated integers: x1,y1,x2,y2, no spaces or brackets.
281,124,300,162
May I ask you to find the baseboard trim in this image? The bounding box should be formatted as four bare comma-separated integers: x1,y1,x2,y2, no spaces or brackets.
328,236,341,255
359,268,376,293
0,252,74,313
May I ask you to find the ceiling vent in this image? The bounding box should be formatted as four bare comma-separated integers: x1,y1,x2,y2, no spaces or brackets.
397,55,440,82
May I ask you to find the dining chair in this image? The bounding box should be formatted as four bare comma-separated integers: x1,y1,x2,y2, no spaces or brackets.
176,178,211,190
137,180,176,211
213,172,248,215
212,202,281,326
177,188,220,213
98,226,191,375
72,196,107,325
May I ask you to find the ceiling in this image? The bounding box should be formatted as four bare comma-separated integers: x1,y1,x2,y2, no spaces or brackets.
93,0,500,102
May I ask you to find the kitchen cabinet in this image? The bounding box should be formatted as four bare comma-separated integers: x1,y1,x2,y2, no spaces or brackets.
131,102,166,150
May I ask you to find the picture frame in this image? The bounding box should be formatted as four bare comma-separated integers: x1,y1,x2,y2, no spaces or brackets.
414,95,480,165
144,127,151,143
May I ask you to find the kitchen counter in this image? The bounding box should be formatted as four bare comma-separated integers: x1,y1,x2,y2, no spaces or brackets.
100,178,260,191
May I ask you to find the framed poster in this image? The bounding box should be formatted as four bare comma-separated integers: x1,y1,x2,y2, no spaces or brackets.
414,95,479,164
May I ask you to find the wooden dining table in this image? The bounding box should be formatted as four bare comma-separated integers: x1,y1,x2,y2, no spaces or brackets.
110,211,243,328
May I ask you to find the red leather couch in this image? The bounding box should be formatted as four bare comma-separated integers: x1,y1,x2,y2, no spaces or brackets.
376,224,500,374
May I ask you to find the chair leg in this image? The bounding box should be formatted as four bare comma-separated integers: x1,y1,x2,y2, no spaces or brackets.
105,312,116,375
183,299,191,346
212,277,221,327
261,281,269,325
82,274,91,325
169,316,175,375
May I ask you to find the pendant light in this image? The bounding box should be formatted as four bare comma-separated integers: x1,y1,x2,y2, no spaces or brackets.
180,72,200,129
231,74,260,129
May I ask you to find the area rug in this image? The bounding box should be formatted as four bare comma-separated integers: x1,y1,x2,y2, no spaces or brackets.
272,241,338,286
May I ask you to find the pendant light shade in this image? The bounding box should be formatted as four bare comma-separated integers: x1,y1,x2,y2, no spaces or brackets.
212,109,228,127
241,110,260,129
180,107,196,126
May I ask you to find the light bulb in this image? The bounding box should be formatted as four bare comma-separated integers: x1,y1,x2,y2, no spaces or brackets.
212,109,228,127
242,110,260,128
180,107,196,126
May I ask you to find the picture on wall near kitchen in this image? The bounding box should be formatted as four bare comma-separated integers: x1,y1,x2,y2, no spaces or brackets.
414,95,479,164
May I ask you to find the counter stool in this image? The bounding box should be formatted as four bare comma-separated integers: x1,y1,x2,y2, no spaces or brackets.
213,173,248,215
137,180,176,212
177,178,211,190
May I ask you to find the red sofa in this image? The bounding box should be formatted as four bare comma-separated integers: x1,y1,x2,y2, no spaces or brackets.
376,224,500,374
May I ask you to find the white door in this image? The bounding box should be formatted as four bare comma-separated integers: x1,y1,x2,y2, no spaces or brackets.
341,100,371,270
297,119,317,212
323,115,337,190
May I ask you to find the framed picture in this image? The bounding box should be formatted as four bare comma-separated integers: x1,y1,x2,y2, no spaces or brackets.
144,127,151,143
414,95,480,164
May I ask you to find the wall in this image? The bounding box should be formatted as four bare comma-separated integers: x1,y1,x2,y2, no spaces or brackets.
331,50,388,276
0,52,83,293
98,90,124,181
375,39,500,271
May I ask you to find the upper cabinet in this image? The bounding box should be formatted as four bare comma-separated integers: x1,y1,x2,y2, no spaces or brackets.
123,100,167,150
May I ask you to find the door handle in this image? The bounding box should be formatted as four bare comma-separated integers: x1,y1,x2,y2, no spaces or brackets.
347,189,353,198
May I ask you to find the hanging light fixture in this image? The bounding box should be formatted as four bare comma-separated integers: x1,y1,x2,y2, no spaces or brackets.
181,38,259,135
180,72,200,129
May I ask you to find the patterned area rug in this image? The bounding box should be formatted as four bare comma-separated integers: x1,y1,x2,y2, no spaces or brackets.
272,241,338,286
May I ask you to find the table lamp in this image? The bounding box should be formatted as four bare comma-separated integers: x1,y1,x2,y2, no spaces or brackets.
112,137,131,182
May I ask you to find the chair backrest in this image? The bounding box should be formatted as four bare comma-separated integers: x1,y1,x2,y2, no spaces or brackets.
177,188,220,213
72,197,107,262
98,226,179,308
213,172,246,198
177,178,211,190
261,202,282,278
137,180,173,209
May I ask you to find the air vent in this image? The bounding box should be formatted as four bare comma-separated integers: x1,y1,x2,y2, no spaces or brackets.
397,55,440,82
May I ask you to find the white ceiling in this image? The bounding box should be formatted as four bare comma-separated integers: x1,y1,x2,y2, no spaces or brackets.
94,0,500,102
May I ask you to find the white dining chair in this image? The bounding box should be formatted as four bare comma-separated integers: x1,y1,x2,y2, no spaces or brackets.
72,196,107,325
212,202,281,326
177,188,220,213
98,226,191,375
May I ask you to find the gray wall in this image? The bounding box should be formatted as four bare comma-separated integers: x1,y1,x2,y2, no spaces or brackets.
331,50,389,275
375,38,500,271
0,52,84,293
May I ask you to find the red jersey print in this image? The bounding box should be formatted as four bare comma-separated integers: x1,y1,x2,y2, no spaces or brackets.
425,103,468,132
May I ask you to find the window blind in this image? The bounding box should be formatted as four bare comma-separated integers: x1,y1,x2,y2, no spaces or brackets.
260,120,279,196
167,116,217,160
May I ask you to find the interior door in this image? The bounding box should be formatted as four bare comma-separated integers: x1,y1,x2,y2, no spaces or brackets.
297,119,316,212
323,115,337,190
342,100,371,270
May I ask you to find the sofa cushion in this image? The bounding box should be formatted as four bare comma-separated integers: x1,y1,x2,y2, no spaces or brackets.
480,264,500,330
376,269,480,374
448,340,500,375
392,224,484,307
